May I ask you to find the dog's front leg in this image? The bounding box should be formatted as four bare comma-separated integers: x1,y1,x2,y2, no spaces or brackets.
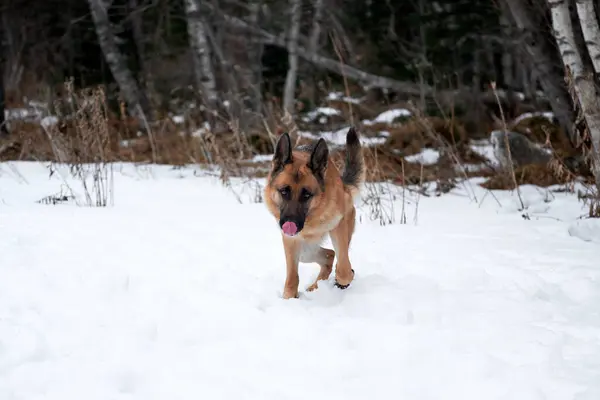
281,235,301,299
330,207,357,289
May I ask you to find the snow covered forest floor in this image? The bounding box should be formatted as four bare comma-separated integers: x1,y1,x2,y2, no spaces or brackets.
1,162,600,400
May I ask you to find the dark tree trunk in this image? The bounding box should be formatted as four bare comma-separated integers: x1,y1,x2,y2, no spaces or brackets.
247,1,264,114
502,0,576,147
128,0,148,86
0,24,6,137
0,68,6,137
87,0,151,121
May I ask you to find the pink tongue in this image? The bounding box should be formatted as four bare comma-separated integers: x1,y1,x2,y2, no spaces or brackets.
282,221,298,236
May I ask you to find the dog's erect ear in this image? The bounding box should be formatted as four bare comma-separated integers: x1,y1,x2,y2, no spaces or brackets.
308,138,328,186
272,132,293,172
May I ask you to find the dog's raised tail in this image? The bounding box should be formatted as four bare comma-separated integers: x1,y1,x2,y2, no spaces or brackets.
341,127,365,198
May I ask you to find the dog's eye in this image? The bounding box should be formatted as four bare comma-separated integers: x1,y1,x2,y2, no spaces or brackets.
279,186,291,198
300,189,313,201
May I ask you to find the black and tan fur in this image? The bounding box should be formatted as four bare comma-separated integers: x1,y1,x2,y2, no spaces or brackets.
264,127,365,299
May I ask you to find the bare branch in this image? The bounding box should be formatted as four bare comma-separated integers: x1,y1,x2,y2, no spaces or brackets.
209,6,430,96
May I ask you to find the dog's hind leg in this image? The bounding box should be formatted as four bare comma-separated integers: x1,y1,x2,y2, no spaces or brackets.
301,244,335,292
330,207,357,289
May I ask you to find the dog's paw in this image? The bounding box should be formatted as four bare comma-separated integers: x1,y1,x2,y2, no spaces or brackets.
282,289,299,300
334,281,350,290
334,269,355,290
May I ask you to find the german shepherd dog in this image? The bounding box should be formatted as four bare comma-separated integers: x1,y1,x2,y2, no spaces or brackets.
264,127,365,299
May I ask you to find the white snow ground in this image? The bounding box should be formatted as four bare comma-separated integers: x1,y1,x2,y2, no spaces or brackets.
1,162,600,400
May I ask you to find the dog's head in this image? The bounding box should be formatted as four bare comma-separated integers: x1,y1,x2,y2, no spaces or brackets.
267,133,329,237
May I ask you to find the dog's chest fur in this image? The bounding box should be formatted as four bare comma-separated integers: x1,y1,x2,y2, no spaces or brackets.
318,213,343,232
298,212,343,244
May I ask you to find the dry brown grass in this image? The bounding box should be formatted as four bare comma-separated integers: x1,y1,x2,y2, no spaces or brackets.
383,116,468,156
512,115,575,157
1,108,586,195
41,82,116,207
324,99,371,122
480,164,577,190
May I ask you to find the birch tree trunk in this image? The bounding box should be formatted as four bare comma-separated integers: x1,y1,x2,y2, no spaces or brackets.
548,0,600,190
86,0,150,121
575,0,600,73
283,0,302,114
183,0,219,123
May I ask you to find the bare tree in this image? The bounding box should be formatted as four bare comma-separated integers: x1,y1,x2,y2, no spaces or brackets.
304,0,324,106
416,0,429,111
547,0,600,190
184,0,219,124
0,57,6,137
1,10,24,96
502,0,575,145
500,11,514,92
0,21,6,137
283,0,301,114
309,0,324,62
209,6,428,96
128,0,148,87
246,1,264,114
86,0,151,121
203,15,244,129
